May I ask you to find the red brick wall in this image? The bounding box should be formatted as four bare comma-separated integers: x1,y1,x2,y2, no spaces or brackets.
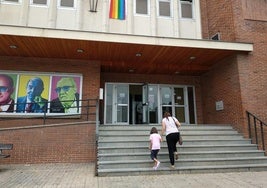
234,1,267,124
200,0,236,41
0,56,100,163
200,0,267,138
0,123,96,164
200,56,245,134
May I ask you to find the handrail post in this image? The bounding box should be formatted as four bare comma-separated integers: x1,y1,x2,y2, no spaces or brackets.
247,111,251,140
86,99,89,121
95,99,99,176
254,117,258,147
260,122,265,151
43,111,46,125
96,99,99,138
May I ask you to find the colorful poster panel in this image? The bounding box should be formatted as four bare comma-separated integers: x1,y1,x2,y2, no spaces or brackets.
0,74,17,113
16,75,50,113
50,76,81,114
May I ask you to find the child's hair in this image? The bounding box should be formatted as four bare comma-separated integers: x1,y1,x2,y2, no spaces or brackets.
150,127,158,134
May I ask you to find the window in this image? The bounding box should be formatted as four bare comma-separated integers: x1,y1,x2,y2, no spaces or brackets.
135,0,149,15
58,0,76,8
1,0,20,3
31,0,48,6
158,0,171,17
180,0,193,19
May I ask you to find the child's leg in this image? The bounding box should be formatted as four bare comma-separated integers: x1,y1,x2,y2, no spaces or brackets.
153,150,160,169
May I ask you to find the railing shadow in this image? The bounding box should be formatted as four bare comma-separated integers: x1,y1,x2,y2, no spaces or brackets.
247,111,267,154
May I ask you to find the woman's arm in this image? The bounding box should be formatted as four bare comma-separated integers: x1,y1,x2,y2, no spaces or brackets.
175,119,181,128
161,120,166,136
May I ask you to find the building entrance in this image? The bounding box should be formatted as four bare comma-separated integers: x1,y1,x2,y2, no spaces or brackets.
104,83,196,125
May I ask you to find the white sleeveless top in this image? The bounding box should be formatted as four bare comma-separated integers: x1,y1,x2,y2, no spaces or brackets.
162,116,179,136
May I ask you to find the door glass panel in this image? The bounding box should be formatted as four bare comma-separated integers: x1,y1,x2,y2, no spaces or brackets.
148,85,158,124
161,86,172,115
116,85,128,123
175,107,185,122
174,87,185,123
188,86,196,124
105,84,113,124
142,85,148,123
174,88,184,105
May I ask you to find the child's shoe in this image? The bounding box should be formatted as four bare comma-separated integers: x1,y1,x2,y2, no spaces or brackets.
155,161,160,169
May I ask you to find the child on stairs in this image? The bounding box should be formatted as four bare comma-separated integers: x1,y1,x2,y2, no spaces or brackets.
149,127,162,170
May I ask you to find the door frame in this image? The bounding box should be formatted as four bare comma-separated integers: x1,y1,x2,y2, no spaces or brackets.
104,83,196,125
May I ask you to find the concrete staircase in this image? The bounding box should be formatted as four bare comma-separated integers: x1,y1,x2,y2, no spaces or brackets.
97,124,267,176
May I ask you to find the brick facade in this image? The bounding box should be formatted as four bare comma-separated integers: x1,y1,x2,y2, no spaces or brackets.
0,56,100,164
200,0,267,138
1,0,266,163
0,123,96,164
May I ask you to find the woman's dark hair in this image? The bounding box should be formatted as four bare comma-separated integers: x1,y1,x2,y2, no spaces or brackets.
150,127,158,134
163,111,171,121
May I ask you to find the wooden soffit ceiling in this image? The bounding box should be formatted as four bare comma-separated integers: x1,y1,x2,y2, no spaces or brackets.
0,26,253,76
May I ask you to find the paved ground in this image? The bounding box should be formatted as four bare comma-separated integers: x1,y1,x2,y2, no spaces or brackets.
0,163,267,188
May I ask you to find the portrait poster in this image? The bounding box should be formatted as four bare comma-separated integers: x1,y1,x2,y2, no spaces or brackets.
17,75,50,100
0,71,82,116
50,76,82,114
50,76,81,101
8,74,18,100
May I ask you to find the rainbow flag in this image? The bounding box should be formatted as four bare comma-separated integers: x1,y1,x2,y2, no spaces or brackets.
109,0,126,20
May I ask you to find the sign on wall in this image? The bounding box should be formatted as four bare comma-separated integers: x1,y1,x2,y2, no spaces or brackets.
0,71,83,115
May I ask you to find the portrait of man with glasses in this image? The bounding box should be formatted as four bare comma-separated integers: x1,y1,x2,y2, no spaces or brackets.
0,74,15,112
50,77,80,113
16,77,48,113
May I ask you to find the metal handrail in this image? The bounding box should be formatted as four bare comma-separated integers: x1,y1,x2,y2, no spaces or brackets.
0,98,99,128
246,111,267,152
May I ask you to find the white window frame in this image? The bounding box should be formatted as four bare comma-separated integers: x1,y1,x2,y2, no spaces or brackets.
157,0,172,18
134,0,150,16
30,0,49,7
57,0,77,9
179,0,194,19
1,0,21,4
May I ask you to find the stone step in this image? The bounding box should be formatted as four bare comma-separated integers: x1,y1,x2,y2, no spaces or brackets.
97,124,267,176
97,164,267,177
98,150,265,161
98,138,252,147
98,144,258,154
99,130,239,136
98,157,267,169
99,125,234,131
99,134,244,141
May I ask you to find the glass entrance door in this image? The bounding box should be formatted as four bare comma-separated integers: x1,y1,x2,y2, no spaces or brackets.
142,84,159,124
105,83,195,125
160,86,188,124
105,84,129,124
116,84,129,124
142,84,148,124
174,87,186,123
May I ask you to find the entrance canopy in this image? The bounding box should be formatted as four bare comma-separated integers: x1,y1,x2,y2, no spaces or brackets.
0,25,253,76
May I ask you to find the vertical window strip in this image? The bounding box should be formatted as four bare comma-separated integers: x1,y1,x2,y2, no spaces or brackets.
31,0,48,6
135,0,149,15
158,0,171,17
58,0,76,9
180,0,193,19
1,0,21,3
